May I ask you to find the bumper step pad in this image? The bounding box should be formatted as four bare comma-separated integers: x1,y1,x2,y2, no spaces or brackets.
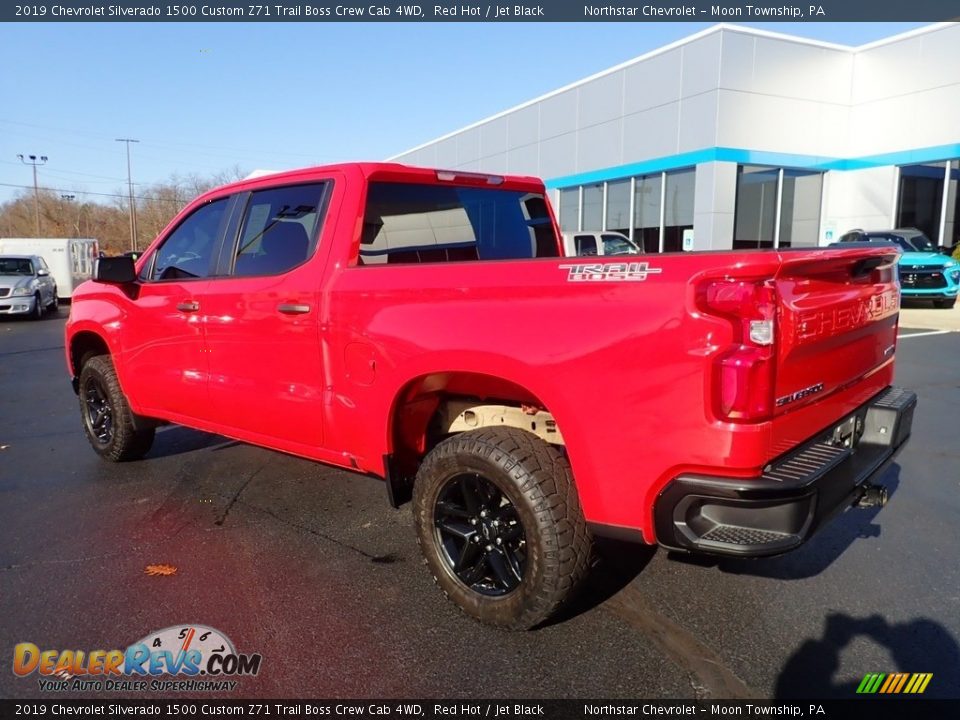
655,385,917,557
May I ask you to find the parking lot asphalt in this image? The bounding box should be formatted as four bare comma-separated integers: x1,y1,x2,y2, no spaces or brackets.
1,314,958,700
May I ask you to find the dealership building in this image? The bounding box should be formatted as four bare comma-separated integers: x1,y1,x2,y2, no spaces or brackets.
390,22,960,253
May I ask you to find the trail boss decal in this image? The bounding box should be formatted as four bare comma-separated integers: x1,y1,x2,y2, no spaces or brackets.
560,262,663,282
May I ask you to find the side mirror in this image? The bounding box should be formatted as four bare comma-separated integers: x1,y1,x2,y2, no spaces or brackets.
37,268,50,276
95,256,137,284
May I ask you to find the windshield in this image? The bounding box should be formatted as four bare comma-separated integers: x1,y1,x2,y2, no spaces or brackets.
902,234,936,252
0,258,34,275
601,235,639,255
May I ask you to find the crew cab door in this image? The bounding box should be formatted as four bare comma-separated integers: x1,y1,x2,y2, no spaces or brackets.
200,181,332,450
121,197,232,419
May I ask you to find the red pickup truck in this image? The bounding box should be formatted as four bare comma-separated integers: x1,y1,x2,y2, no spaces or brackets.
66,164,916,629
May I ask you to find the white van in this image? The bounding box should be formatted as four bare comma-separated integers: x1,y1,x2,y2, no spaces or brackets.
0,238,99,299
561,231,642,257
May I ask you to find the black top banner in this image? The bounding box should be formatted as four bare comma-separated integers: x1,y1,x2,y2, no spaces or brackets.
5,0,960,22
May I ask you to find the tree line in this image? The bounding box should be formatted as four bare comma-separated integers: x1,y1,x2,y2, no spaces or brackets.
0,167,246,255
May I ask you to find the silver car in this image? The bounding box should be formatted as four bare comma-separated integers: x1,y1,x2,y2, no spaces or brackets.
0,255,59,319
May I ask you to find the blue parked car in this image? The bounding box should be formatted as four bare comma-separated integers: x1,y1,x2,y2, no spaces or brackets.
837,228,959,309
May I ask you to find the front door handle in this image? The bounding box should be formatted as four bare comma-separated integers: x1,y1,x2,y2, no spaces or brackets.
177,301,200,313
277,303,311,315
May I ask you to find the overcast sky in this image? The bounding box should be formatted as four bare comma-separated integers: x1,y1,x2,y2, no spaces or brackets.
0,21,926,205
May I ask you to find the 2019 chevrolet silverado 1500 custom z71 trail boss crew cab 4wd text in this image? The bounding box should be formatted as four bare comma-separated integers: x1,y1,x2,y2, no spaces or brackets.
66,164,916,629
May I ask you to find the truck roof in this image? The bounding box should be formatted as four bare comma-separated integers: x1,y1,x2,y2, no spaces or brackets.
196,163,546,202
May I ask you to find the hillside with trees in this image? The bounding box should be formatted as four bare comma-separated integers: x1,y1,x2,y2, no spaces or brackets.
0,167,246,255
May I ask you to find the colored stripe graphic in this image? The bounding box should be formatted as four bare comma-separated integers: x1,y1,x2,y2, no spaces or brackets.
857,672,933,694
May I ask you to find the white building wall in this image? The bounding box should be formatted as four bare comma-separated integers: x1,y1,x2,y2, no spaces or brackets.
390,23,960,250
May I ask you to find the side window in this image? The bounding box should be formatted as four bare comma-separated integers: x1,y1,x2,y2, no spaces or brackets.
144,199,229,282
359,183,559,265
232,183,326,277
575,234,598,256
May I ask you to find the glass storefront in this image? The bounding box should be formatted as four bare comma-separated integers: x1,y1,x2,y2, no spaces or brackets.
557,168,694,253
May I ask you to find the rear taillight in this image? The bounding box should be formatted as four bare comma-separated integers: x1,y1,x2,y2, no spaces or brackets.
698,279,777,422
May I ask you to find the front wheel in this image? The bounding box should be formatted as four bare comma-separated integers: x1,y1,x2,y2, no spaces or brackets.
30,293,43,320
78,355,155,461
413,427,591,630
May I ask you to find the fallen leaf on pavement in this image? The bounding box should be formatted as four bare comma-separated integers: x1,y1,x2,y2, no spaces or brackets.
144,564,178,577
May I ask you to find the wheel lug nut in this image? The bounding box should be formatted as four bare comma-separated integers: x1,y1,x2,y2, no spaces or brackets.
485,545,492,551
495,538,502,545
470,518,477,525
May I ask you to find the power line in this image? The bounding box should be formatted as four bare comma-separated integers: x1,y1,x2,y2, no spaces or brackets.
0,181,186,205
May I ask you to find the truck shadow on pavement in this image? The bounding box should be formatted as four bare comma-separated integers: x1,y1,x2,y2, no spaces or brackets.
669,464,901,581
775,612,960,698
147,426,242,458
541,538,658,627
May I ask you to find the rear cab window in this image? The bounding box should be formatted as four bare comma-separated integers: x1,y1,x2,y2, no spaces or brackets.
574,234,598,256
358,182,559,265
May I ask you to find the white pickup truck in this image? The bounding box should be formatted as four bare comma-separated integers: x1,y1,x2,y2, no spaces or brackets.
561,231,641,257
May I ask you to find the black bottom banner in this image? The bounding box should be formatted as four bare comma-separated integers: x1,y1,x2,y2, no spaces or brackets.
1,700,959,720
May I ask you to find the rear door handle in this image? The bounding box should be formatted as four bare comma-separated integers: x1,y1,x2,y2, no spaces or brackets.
177,301,200,313
277,303,311,315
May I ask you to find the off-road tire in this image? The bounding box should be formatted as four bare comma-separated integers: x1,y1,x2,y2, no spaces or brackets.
78,355,155,461
413,427,592,630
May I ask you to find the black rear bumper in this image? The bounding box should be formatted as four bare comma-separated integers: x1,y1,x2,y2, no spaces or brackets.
654,386,916,557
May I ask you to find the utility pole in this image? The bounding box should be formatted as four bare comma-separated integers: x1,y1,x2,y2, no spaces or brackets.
17,153,48,237
116,138,139,251
62,194,79,237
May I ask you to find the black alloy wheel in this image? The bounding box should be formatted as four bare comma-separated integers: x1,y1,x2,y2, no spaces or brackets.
76,354,155,461
83,375,114,446
413,427,592,629
434,472,527,596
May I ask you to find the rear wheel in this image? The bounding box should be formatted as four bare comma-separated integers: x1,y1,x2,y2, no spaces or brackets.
413,427,591,630
78,355,155,461
933,298,956,309
47,291,59,314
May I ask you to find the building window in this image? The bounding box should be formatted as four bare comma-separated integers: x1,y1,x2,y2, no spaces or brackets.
734,165,823,250
895,161,960,247
582,183,603,231
633,174,662,253
778,170,823,249
606,179,631,237
946,161,959,250
734,166,779,249
664,168,695,253
558,188,578,233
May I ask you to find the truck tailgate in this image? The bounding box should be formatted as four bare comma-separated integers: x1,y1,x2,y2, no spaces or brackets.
774,247,901,415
